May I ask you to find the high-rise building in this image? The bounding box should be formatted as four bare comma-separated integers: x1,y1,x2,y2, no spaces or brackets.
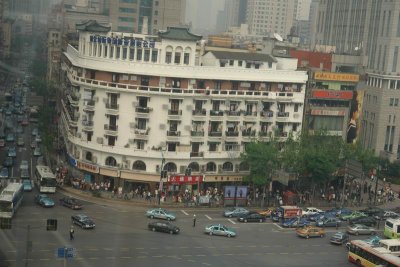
246,0,298,38
225,0,247,30
109,0,185,34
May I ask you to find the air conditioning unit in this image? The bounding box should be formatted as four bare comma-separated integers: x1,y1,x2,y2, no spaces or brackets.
184,125,191,131
159,142,166,147
94,96,99,102
129,139,135,144
103,98,108,104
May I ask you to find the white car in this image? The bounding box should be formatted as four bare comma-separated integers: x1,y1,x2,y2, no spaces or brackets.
20,160,29,170
302,207,323,217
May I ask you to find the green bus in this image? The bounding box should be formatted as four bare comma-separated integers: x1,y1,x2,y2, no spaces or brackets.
384,218,400,239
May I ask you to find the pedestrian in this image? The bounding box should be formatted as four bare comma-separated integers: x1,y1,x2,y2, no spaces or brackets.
69,226,74,240
193,214,196,227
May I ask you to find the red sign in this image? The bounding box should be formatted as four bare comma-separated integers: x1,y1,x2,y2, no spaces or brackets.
168,175,204,184
310,109,346,116
283,208,302,219
312,90,353,100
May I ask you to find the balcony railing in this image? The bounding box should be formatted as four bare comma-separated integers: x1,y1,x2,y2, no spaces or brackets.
134,128,150,135
209,131,223,137
190,152,204,158
167,131,181,136
210,110,224,116
86,100,95,106
191,131,205,137
261,111,274,117
225,131,239,137
226,110,241,116
168,110,182,115
192,109,206,116
136,106,152,113
277,112,289,117
242,130,256,137
82,120,94,127
106,103,119,110
244,111,257,116
104,124,118,131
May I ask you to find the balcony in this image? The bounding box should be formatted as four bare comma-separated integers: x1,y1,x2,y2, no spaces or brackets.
192,109,206,116
210,110,224,116
242,130,256,137
67,94,79,107
225,131,239,137
105,103,119,115
191,131,205,137
226,110,241,117
134,128,150,135
259,131,271,137
136,106,152,113
104,124,118,136
167,131,181,136
82,120,94,131
168,109,182,116
260,110,274,117
209,131,223,137
83,100,95,112
190,152,204,158
277,112,289,117
244,111,257,117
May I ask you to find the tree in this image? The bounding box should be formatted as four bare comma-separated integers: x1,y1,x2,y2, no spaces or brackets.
241,141,280,207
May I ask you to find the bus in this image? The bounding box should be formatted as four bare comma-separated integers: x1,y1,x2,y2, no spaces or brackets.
348,240,400,267
0,183,24,218
35,165,57,193
384,218,400,239
379,239,400,256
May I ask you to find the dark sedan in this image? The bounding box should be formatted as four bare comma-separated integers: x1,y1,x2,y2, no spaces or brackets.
60,197,83,209
316,217,342,227
71,214,95,229
237,212,266,223
349,216,377,227
330,232,349,245
148,221,180,234
360,207,384,217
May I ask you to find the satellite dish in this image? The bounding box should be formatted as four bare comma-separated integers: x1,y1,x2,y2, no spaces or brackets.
273,33,283,42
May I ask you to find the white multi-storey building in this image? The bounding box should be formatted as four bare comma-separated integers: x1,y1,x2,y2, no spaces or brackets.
60,20,307,193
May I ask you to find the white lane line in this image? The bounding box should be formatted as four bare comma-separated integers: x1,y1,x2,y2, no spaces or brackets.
205,215,212,220
181,210,189,215
273,223,283,229
228,219,236,224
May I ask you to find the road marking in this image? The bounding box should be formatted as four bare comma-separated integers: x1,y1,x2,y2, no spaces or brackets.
248,245,257,248
228,219,236,224
182,255,192,257
88,248,99,251
121,256,132,259
196,254,206,257
39,259,50,261
181,210,189,215
194,246,203,249
88,257,99,260
136,247,145,250
106,257,116,259
103,248,113,251
205,215,212,220
137,256,147,258
202,263,211,266
279,253,289,255
294,252,302,255
179,246,189,249
273,223,284,229
152,255,163,258
6,250,16,253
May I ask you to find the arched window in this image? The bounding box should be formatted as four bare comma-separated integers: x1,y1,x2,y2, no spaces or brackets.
239,162,250,171
85,151,92,161
164,162,177,172
105,156,117,167
188,162,199,172
222,162,233,172
184,47,192,65
174,46,183,64
206,162,216,172
165,46,173,64
132,160,146,171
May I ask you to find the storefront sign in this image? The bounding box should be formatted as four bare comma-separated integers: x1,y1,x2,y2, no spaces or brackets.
67,153,77,167
310,109,346,116
206,176,243,182
314,72,359,82
312,90,353,99
168,175,203,184
77,160,99,174
283,208,302,219
89,35,156,48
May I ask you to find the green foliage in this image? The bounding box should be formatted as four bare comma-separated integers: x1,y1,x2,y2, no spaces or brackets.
38,106,55,150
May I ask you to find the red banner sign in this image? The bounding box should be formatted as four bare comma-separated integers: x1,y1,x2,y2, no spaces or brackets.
284,208,302,218
168,175,204,184
312,90,353,100
310,109,346,116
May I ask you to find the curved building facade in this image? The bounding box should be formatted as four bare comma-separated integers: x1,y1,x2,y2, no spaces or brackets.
60,21,308,192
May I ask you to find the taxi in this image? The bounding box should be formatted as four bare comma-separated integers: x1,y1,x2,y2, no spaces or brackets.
296,226,325,239
256,208,273,217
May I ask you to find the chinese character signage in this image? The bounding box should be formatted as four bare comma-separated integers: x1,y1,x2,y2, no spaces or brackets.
168,175,203,184
77,161,99,174
314,72,359,82
312,90,353,100
89,35,156,48
310,109,346,116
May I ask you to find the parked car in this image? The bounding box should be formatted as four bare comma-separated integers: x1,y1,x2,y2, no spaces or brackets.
282,217,311,228
340,211,367,221
71,214,95,229
35,135,42,143
223,207,249,218
347,224,377,235
21,118,29,126
360,207,384,217
204,224,236,237
59,197,83,210
374,211,400,220
22,179,32,191
0,167,9,178
148,221,180,234
17,136,24,146
316,217,342,227
308,212,326,222
349,216,377,227
16,126,23,134
33,147,41,156
30,140,37,149
335,208,353,216
31,128,38,136
256,208,273,217
146,208,176,221
6,133,14,142
8,147,17,157
237,212,267,223
3,157,13,167
35,194,55,208
20,160,29,170
330,232,349,245
302,207,323,217
296,226,325,239
364,236,382,246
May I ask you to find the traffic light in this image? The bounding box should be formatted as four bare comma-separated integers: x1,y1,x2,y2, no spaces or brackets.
0,218,11,229
185,168,192,176
161,170,168,179
46,219,57,231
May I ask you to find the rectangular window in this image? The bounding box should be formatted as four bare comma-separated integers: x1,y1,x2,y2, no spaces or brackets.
238,60,243,67
183,53,190,65
136,48,142,61
390,80,396,89
119,17,135,22
104,46,108,58
174,52,181,64
136,140,145,150
110,46,114,58
294,104,299,112
122,47,127,60
151,50,158,62
393,46,399,72
397,13,400,37
395,98,399,107
165,52,172,63
390,98,394,106
129,48,135,60
229,60,234,66
119,8,136,13
120,0,136,2
215,81,222,90
246,62,251,68
144,49,150,61
116,47,121,59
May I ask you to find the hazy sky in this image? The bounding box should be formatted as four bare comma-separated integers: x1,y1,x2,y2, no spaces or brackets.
185,0,225,33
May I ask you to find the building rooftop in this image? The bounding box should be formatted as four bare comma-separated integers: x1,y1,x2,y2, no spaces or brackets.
158,27,202,41
76,20,111,33
207,50,277,63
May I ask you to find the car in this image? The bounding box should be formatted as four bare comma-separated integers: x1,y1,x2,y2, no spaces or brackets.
148,221,180,234
340,211,367,221
5,109,12,116
20,160,29,170
282,217,311,228
16,126,23,134
256,208,273,217
20,169,30,180
308,212,326,222
71,214,95,229
204,224,236,237
346,224,377,235
3,157,13,167
22,179,32,191
146,208,176,221
6,133,14,142
8,147,17,157
21,118,29,126
35,135,42,143
223,207,250,218
364,236,382,246
31,128,38,136
296,226,325,239
35,194,55,208
33,147,41,156
330,232,349,245
374,210,400,220
302,207,323,217
349,216,377,227
237,212,267,223
0,139,5,147
360,207,384,217
335,208,353,216
30,140,37,149
316,217,342,227
59,197,83,210
0,167,9,178
17,136,25,146
17,115,23,123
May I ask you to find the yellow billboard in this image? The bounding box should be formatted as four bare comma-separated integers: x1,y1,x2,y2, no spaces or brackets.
314,72,359,82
